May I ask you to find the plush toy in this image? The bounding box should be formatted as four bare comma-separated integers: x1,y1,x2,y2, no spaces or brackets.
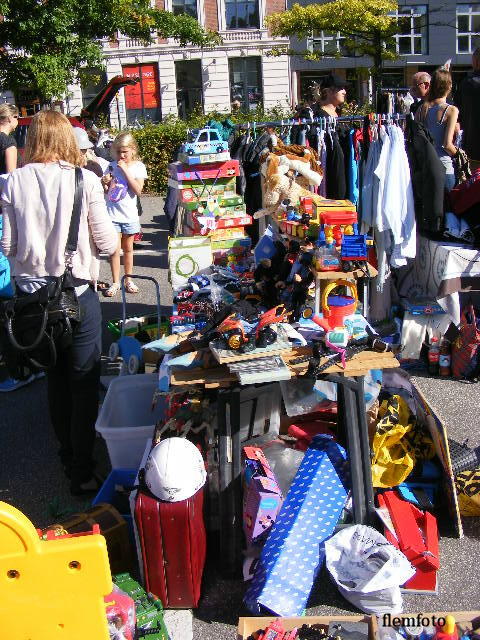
254,152,325,220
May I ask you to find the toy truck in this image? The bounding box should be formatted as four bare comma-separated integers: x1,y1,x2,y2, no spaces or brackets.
182,127,229,156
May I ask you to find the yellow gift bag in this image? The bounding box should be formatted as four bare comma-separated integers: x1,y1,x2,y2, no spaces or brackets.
372,395,416,488
455,469,480,516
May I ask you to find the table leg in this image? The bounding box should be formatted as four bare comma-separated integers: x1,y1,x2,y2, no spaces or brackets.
218,389,243,577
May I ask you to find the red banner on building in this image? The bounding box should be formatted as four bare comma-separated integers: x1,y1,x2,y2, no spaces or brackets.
123,64,159,110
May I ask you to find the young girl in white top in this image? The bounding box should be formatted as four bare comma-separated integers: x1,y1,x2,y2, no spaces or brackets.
101,132,147,296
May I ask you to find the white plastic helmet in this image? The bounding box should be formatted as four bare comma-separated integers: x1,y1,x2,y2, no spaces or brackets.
144,438,206,502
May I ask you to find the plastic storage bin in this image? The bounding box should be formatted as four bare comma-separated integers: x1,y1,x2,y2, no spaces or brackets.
96,374,165,468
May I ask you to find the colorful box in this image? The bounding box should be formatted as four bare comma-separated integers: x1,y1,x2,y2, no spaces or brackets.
243,447,283,546
210,227,247,241
177,151,231,165
168,159,239,181
180,195,245,211
211,237,252,250
311,199,356,225
244,435,349,617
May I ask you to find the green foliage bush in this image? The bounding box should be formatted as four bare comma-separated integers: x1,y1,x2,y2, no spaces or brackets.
128,104,293,194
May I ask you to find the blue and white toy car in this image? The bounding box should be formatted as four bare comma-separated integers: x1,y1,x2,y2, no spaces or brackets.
182,128,229,156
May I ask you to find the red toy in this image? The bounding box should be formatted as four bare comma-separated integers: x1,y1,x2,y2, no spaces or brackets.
104,586,136,640
217,305,290,352
377,490,439,592
256,620,298,640
434,616,459,640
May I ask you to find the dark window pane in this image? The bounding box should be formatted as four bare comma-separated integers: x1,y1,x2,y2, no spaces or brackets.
397,16,411,35
226,5,237,28
229,57,262,111
473,34,480,48
398,37,412,54
414,37,422,54
198,131,208,142
458,35,470,51
226,0,259,29
413,15,425,32
472,14,480,32
457,14,469,31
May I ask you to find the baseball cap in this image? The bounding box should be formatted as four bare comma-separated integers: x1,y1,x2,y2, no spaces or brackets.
73,127,94,150
321,74,350,90
144,437,207,502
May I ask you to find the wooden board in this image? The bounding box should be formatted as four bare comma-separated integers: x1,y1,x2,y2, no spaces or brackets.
170,349,399,387
315,263,378,280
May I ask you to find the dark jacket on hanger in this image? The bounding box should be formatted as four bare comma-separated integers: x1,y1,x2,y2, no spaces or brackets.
405,120,446,234
457,71,480,162
325,130,347,199
230,133,249,196
243,132,270,217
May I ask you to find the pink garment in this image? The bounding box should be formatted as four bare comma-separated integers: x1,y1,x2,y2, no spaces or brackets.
1,161,118,282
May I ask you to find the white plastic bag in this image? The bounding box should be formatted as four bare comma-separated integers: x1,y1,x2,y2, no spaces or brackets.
325,525,415,615
168,236,212,291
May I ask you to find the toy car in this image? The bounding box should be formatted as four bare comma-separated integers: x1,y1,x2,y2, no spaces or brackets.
216,305,290,353
182,128,229,156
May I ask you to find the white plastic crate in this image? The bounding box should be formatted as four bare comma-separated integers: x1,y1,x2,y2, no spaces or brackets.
96,374,164,469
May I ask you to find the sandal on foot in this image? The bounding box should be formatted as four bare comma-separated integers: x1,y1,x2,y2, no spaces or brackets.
104,283,120,297
124,280,139,294
96,280,110,291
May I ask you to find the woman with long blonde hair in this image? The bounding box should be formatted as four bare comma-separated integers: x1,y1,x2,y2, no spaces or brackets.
1,110,118,495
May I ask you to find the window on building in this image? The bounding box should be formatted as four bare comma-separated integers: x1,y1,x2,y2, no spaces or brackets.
389,5,428,55
308,31,354,57
457,4,480,53
225,0,260,29
175,60,204,119
228,57,263,110
122,64,161,124
172,0,198,19
81,69,108,108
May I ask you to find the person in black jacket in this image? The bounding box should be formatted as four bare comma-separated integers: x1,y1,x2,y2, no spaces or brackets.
457,47,480,171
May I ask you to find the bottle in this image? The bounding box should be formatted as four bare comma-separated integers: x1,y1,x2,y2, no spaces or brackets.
439,337,451,376
428,336,440,375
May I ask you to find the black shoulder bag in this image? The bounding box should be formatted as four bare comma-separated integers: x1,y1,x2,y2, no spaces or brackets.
0,167,84,379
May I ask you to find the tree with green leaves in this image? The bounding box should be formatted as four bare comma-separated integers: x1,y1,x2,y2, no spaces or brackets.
266,0,400,106
0,0,220,101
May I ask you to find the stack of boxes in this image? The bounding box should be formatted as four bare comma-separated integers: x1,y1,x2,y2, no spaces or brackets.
168,133,253,268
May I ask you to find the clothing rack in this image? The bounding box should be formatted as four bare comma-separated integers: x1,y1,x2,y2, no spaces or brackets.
233,114,407,129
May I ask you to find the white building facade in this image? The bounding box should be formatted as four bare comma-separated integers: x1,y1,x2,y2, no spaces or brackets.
65,0,292,125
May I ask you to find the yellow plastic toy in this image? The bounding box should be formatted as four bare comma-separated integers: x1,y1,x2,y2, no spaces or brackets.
0,501,112,640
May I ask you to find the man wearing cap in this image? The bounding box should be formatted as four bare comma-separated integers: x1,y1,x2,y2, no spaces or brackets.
314,74,349,118
409,71,431,115
73,127,109,177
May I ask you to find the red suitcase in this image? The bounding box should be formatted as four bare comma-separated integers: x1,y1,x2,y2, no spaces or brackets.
134,488,206,608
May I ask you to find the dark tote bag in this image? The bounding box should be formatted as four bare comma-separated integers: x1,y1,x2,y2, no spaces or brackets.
0,168,84,378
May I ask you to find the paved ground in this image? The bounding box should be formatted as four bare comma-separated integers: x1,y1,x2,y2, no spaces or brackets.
1,196,479,639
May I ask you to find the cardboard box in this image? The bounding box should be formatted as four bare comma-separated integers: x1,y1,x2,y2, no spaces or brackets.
181,195,244,211
237,614,376,640
177,151,231,165
244,436,349,616
211,227,247,241
211,237,251,250
243,447,283,546
168,159,239,181
168,176,237,191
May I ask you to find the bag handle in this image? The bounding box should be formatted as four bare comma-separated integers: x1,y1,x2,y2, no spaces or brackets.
64,167,84,267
